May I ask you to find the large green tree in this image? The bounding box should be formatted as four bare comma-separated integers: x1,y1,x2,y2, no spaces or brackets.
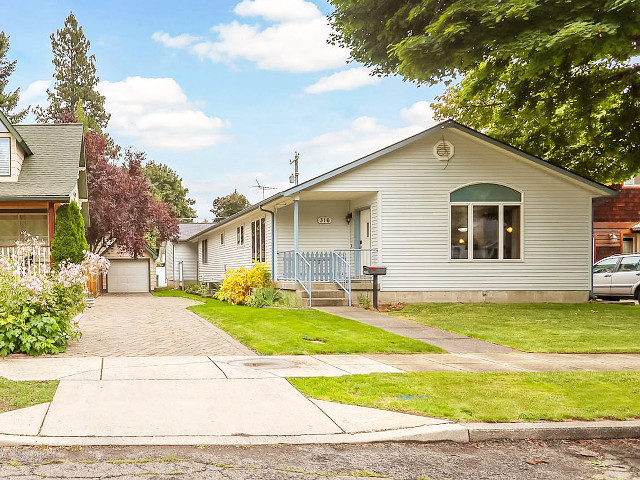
0,32,28,123
329,0,640,182
142,161,197,221
34,12,109,130
210,190,250,221
51,202,89,266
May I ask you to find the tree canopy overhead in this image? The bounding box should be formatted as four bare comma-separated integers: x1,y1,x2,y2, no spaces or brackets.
142,161,197,222
329,0,639,182
329,0,638,84
34,12,109,130
0,32,28,123
210,190,251,221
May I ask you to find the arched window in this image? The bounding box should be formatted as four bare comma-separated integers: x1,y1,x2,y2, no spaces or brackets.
450,183,522,260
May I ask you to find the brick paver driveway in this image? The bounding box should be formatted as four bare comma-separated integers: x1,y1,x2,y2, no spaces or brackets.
64,294,255,357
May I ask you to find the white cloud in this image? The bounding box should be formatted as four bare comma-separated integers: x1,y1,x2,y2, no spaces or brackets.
21,80,50,103
98,76,227,151
304,67,380,94
152,31,200,48
234,0,320,22
282,102,437,176
400,101,437,128
153,0,348,73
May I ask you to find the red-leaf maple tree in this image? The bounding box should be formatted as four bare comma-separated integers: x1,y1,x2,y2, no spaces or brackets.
84,130,178,256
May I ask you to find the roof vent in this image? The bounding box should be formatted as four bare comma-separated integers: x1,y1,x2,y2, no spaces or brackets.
434,140,454,161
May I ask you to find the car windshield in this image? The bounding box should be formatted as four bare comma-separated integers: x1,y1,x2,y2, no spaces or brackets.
593,257,618,274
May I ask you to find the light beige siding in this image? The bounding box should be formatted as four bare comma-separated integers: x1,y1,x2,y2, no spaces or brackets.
308,129,595,292
166,241,198,282
197,212,272,283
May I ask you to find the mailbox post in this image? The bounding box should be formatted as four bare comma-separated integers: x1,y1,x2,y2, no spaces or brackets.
363,266,387,309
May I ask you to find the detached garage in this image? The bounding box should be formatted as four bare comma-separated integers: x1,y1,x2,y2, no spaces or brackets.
103,244,157,293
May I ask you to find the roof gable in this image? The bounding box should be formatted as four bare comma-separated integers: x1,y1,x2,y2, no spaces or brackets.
0,110,32,156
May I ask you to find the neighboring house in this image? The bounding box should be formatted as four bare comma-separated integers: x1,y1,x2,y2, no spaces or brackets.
101,243,158,293
593,175,640,262
165,223,210,288
0,110,88,267
187,120,614,305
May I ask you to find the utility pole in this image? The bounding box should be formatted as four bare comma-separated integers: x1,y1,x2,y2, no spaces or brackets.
289,151,299,186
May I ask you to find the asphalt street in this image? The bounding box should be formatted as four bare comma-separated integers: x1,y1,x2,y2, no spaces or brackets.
0,439,637,479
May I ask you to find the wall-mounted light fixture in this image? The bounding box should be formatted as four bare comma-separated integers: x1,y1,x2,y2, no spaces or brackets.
345,212,353,224
609,233,618,241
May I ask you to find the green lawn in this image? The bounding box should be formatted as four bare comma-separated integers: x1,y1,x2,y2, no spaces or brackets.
154,290,442,355
392,303,640,353
0,378,58,413
290,371,640,422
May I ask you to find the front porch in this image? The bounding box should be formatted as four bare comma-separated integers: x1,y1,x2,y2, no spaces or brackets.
0,205,55,273
271,190,380,306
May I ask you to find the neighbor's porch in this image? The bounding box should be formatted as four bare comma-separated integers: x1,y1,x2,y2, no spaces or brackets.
0,202,56,272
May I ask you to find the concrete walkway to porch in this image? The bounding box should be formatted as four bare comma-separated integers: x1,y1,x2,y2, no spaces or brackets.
315,306,515,353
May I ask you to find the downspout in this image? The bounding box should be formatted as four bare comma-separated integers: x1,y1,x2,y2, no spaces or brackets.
259,204,275,281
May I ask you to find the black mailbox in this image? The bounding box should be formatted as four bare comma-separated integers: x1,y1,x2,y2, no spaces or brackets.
363,265,386,276
363,266,387,309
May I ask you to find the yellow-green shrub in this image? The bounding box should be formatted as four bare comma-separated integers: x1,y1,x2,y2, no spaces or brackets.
215,262,271,305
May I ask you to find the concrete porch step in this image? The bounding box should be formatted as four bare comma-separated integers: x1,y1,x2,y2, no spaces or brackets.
300,290,345,299
311,298,349,307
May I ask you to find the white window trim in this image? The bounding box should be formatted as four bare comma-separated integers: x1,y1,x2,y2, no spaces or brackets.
449,200,524,262
0,137,11,177
237,225,244,246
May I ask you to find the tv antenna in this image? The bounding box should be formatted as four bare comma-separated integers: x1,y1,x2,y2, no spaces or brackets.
289,151,299,186
252,179,277,199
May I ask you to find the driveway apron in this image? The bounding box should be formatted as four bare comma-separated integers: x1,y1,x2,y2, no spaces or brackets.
63,294,255,357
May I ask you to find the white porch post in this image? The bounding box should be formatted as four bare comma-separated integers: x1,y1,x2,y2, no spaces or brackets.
293,196,299,280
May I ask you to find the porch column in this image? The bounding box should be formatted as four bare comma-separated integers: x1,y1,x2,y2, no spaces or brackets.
48,202,55,265
293,196,299,280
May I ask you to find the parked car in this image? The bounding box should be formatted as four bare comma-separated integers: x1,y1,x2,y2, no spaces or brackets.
593,254,640,301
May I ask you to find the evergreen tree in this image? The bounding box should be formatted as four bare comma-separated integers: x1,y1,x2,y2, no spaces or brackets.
34,13,109,130
0,32,28,123
52,202,89,265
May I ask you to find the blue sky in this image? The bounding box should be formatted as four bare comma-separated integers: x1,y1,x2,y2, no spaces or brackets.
4,0,444,219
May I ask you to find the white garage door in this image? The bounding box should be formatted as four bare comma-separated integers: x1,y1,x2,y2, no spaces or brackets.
107,260,150,293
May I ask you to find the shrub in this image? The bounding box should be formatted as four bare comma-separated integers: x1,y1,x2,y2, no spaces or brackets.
0,237,108,357
51,202,89,266
184,283,210,296
357,294,371,310
215,262,271,305
247,285,282,308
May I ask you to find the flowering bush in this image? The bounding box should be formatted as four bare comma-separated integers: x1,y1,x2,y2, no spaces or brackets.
215,262,271,305
0,236,109,357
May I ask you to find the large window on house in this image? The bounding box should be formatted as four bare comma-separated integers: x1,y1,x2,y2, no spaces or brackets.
0,213,49,246
201,239,208,264
450,183,522,260
251,217,266,262
0,138,10,176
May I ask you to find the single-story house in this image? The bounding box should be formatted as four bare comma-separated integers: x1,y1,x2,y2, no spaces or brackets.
0,110,88,267
164,222,211,288
186,120,614,305
593,175,640,261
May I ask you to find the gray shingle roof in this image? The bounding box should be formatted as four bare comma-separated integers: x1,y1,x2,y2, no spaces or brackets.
177,223,211,241
0,123,84,201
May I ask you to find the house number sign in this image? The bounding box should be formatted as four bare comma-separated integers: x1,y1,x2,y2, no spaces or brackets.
317,216,332,224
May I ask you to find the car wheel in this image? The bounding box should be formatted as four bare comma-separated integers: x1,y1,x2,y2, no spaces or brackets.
635,288,640,303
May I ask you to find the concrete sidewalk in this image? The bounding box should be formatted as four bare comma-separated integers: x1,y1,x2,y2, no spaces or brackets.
315,306,515,353
0,355,637,446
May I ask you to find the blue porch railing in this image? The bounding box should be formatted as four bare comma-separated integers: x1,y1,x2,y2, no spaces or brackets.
278,249,378,305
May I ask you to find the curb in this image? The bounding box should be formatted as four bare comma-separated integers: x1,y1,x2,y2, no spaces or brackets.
0,421,637,446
